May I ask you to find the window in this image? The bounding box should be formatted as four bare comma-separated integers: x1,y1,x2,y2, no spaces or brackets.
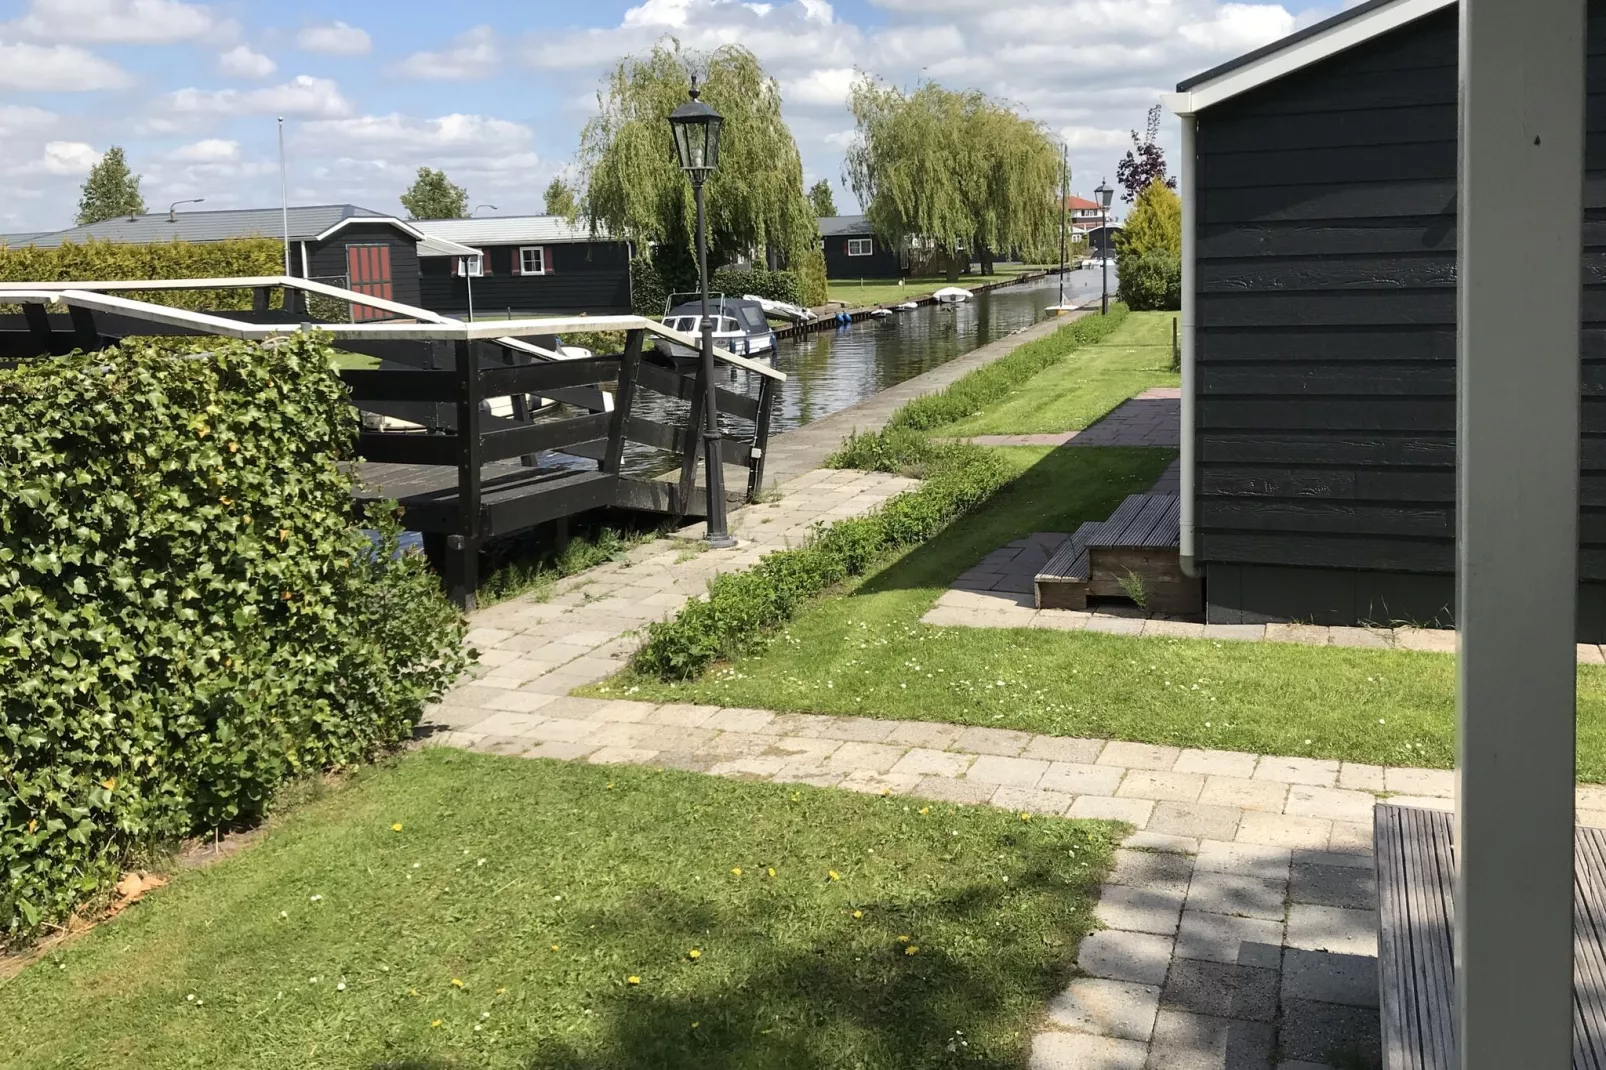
464,253,483,277
846,237,874,257
518,246,546,275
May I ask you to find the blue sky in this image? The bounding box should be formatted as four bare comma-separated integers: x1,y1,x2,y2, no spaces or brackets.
0,0,1334,232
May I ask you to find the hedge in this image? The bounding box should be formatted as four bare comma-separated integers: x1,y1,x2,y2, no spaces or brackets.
630,254,820,316
0,237,287,310
0,332,468,944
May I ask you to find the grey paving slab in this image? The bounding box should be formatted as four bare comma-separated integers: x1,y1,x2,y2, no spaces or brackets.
1096,884,1186,935
1184,871,1287,921
1175,910,1284,968
1046,978,1161,1041
1285,905,1377,958
1280,949,1379,1009
1028,1031,1148,1070
1161,959,1280,1023
1288,863,1377,911
1078,929,1175,985
1277,998,1382,1068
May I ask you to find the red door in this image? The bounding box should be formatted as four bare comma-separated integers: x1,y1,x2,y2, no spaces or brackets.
346,243,393,321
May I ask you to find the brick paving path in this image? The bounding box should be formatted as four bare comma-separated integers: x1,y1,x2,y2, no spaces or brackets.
420,698,1606,1070
959,387,1180,448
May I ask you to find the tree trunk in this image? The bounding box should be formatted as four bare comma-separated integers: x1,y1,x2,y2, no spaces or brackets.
979,246,995,276
765,243,781,271
946,246,960,282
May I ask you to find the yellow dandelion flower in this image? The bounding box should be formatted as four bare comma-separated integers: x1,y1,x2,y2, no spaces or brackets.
431,1019,442,1028
391,823,403,832
1019,812,1032,821
918,807,930,815
691,1021,700,1029
767,867,776,878
627,976,641,986
896,934,910,943
550,944,560,952
496,987,507,995
828,870,841,881
730,867,742,876
409,988,419,997
904,945,919,956
451,978,465,988
687,949,701,960
851,910,863,919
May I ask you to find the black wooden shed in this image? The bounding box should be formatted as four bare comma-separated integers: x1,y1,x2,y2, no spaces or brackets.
1167,0,1606,639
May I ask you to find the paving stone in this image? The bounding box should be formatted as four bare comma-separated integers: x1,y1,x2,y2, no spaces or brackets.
1046,978,1161,1041
587,700,657,723
1108,848,1196,896
1294,848,1374,873
1022,736,1107,763
813,716,899,743
1148,802,1244,841
1325,823,1375,857
1175,909,1284,967
1041,761,1126,795
1085,615,1146,636
1281,948,1379,1008
1151,1009,1276,1069
1185,870,1287,922
1327,626,1391,649
1236,812,1333,851
1384,766,1455,797
1337,762,1386,791
1142,619,1206,639
1393,626,1455,653
1078,929,1175,985
1202,623,1267,642
1161,959,1280,1022
694,731,784,760
520,717,604,744
1195,840,1292,881
587,746,659,765
470,711,547,737
1285,785,1377,824
1096,884,1186,935
883,721,966,749
768,736,843,761
1099,741,1181,770
1264,622,1331,647
1027,1031,1147,1070
422,704,495,729
890,747,974,778
826,741,908,774
1123,831,1199,854
1278,998,1382,1068
767,713,839,737
913,776,996,805
953,726,1035,756
771,768,845,788
651,751,715,773
644,703,721,727
531,696,611,720
1253,756,1339,787
703,707,776,733
991,785,1075,815
1174,749,1259,778
837,769,923,795
1118,770,1207,803
709,756,789,779
966,754,1050,787
1199,775,1289,814
1581,644,1606,666
1286,904,1376,957
1032,609,1091,631
1386,794,1452,812
1071,795,1155,827
1290,863,1377,910
522,740,600,761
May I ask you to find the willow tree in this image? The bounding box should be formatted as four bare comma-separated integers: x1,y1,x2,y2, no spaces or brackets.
577,41,818,299
845,77,1059,279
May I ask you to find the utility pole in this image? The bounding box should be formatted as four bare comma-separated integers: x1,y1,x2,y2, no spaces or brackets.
1058,144,1068,308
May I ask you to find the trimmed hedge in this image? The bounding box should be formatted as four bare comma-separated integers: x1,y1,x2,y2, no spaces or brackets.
0,237,287,310
630,253,816,316
0,333,468,944
632,442,1010,680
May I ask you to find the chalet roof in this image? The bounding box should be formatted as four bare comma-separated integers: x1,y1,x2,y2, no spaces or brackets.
417,233,483,258
0,231,49,246
20,204,417,249
1064,196,1103,212
1167,0,1453,115
412,215,611,246
818,215,874,237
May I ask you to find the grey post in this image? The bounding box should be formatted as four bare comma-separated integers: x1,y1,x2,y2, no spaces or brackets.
1456,0,1584,1064
694,176,735,548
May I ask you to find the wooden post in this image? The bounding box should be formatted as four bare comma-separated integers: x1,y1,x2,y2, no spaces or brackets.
450,338,483,611
675,362,707,517
1171,317,1180,372
747,374,776,501
1456,0,1584,1064
602,329,643,475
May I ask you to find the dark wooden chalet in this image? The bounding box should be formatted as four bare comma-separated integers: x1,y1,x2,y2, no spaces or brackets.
1166,0,1606,639
20,205,425,315
413,216,633,318
819,215,904,280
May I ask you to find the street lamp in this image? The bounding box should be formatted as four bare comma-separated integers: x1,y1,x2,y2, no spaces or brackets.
168,197,205,223
669,76,735,549
472,204,499,216
1094,179,1114,315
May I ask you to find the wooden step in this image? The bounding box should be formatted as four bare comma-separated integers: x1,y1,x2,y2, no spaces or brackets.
1034,492,1201,616
1034,521,1101,610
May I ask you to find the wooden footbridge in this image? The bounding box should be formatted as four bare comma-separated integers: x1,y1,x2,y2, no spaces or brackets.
0,276,785,607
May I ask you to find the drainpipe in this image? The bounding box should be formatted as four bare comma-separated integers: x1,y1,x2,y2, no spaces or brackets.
1178,111,1198,578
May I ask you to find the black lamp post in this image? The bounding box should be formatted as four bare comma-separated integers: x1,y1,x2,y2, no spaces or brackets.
1094,179,1114,315
669,77,735,549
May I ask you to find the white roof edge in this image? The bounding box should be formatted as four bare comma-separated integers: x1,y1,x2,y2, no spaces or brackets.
312,215,427,242
1166,0,1455,116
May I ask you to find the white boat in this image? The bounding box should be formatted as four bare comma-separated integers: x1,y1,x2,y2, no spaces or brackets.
932,287,973,304
741,293,814,323
869,308,892,318
895,301,918,311
658,294,778,363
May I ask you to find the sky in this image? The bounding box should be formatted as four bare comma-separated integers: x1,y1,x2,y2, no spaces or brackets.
0,0,1339,234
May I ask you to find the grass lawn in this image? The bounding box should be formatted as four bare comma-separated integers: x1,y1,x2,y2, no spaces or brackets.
2,749,1119,1070
593,446,1606,781
943,311,1180,437
829,268,1040,310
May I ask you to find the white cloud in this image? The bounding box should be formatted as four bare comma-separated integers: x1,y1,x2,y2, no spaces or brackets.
217,44,276,79
0,41,131,90
10,0,232,44
164,75,353,119
390,25,498,80
0,105,59,137
8,141,102,177
297,113,535,156
784,67,855,107
168,138,240,163
297,20,371,56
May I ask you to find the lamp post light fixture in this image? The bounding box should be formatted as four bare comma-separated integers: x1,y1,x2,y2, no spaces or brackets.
1094,179,1114,315
472,204,500,216
669,76,735,549
168,197,205,223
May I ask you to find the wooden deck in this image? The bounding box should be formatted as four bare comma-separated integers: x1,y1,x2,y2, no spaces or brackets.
1034,492,1202,614
1375,803,1606,1069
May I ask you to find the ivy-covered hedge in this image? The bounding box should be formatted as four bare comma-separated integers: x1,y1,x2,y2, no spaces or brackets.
0,333,468,944
0,237,285,310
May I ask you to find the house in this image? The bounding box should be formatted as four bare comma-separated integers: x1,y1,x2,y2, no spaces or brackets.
15,205,426,314
1084,224,1123,257
1164,0,1606,640
818,215,904,279
1062,195,1104,244
412,216,632,318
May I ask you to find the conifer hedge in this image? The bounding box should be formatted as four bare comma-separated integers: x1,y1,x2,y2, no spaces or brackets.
0,332,468,944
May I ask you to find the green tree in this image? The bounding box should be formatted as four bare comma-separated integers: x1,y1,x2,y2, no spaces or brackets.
807,178,837,218
576,41,816,297
544,177,577,217
399,167,467,220
1114,179,1182,310
845,77,1059,280
75,146,146,225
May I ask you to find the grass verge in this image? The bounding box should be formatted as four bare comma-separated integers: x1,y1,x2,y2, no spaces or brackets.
944,311,1180,437
828,268,1042,310
593,445,1606,781
2,749,1118,1070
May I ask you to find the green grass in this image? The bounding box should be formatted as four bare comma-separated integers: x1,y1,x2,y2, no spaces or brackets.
944,311,1180,436
2,750,1119,1070
591,445,1606,781
828,268,1039,310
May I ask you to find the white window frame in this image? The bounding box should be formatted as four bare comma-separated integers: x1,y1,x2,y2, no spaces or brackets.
846,237,874,257
464,253,483,278
519,246,547,275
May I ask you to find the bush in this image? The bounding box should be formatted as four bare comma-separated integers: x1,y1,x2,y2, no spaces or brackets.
630,253,813,316
1117,249,1181,312
1115,180,1181,312
0,333,468,944
0,237,287,311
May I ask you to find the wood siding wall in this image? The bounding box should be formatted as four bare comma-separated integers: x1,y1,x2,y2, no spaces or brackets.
417,241,632,317
1192,3,1606,632
304,223,421,308
822,235,902,280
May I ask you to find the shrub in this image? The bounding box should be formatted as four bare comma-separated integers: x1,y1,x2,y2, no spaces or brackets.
1115,180,1181,312
0,237,287,311
1116,250,1181,312
630,252,813,315
0,333,468,944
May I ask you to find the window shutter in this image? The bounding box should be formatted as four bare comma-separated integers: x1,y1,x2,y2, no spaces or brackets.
512,247,523,276
542,246,553,275
480,249,490,275
450,257,459,277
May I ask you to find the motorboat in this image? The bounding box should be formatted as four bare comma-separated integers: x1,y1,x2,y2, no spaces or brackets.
657,293,778,363
895,301,919,311
741,293,814,323
869,308,893,318
932,287,973,304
